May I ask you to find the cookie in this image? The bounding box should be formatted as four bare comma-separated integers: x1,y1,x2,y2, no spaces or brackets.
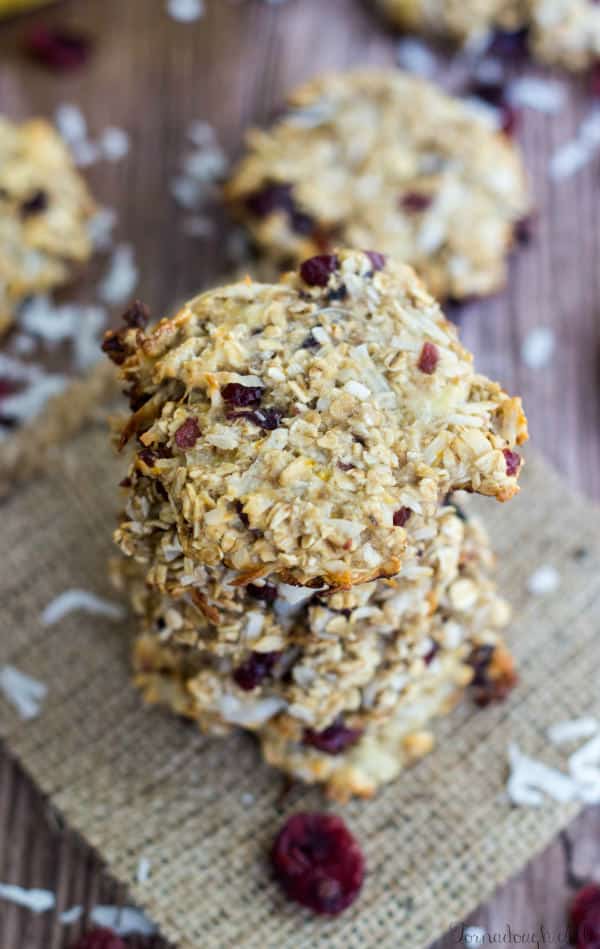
105,249,527,591
0,117,94,334
225,70,530,301
374,0,600,72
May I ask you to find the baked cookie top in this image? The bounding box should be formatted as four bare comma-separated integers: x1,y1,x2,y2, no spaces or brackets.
107,249,527,589
225,69,530,301
0,117,94,334
374,0,600,71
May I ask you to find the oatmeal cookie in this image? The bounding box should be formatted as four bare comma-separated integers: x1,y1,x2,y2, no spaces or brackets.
225,70,530,301
0,117,94,334
374,0,600,72
106,249,527,590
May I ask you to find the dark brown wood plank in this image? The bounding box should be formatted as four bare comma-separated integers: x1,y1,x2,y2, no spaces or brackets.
1,0,599,946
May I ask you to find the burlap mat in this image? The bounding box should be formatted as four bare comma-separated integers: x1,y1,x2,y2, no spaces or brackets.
2,427,600,949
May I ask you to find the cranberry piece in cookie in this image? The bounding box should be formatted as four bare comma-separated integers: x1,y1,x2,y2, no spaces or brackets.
272,812,364,915
303,717,362,755
300,254,339,287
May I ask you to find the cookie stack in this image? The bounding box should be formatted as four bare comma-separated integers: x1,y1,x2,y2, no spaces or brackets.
105,249,527,800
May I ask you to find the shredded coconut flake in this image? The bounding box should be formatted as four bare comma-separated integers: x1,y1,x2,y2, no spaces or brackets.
396,38,437,77
520,326,555,370
98,244,138,306
55,103,87,144
88,206,117,250
100,126,130,161
508,76,566,114
548,718,598,745
41,589,125,626
90,905,157,936
136,857,151,884
59,905,83,924
0,666,47,720
527,564,560,596
166,0,204,21
20,296,107,370
182,214,214,237
241,792,255,806
507,743,578,806
0,884,55,913
550,139,590,180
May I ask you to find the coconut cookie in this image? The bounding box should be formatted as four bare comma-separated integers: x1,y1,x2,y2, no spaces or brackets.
0,117,94,334
374,0,600,72
105,250,527,590
224,70,530,302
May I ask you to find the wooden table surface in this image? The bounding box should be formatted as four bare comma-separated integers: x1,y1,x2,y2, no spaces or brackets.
1,0,599,946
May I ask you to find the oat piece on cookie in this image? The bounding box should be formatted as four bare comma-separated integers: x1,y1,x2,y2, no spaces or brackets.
373,0,600,72
0,117,94,334
225,70,530,301
106,249,527,590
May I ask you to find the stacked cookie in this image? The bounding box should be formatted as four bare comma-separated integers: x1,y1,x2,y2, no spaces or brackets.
105,249,526,800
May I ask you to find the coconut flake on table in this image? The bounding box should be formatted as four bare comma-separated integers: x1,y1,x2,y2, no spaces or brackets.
71,138,101,168
550,109,600,180
98,243,138,306
20,296,107,370
0,666,47,719
182,214,214,238
241,792,255,807
136,857,151,884
166,0,204,22
55,103,87,145
88,206,117,251
0,354,67,436
527,564,560,596
0,884,55,913
548,718,599,745
396,38,437,77
507,76,566,114
187,119,217,147
90,905,157,936
507,743,579,806
99,126,130,161
59,905,83,924
520,326,555,369
41,589,125,626
10,333,36,356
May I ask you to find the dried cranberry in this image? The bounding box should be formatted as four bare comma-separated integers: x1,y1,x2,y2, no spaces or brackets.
470,78,505,107
417,341,439,374
271,812,364,915
25,25,92,72
590,65,600,98
20,189,48,217
503,448,521,476
393,507,411,527
242,406,282,430
571,884,600,949
244,182,315,236
515,215,534,245
303,717,362,755
487,27,529,60
122,300,150,329
364,250,386,271
247,582,278,605
175,416,201,449
400,192,432,214
469,644,495,686
468,644,517,707
137,444,170,468
300,330,321,349
300,254,339,287
68,929,125,949
0,378,22,399
233,651,280,691
221,383,263,408
102,330,129,365
423,642,439,666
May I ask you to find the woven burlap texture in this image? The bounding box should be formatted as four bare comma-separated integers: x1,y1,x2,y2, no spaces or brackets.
2,426,600,949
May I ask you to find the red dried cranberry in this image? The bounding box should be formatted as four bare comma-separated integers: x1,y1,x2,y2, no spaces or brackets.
300,254,339,287
272,812,364,915
364,250,386,271
423,642,439,666
233,651,280,691
0,378,22,399
247,583,278,605
393,506,411,527
221,383,263,408
122,300,150,329
470,78,505,107
242,406,282,430
245,182,315,236
175,416,201,449
468,644,495,686
68,929,125,949
468,644,517,707
503,448,521,476
20,189,48,217
417,341,439,374
400,192,433,213
102,330,130,365
303,717,362,755
572,885,600,949
487,27,529,60
25,25,92,72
